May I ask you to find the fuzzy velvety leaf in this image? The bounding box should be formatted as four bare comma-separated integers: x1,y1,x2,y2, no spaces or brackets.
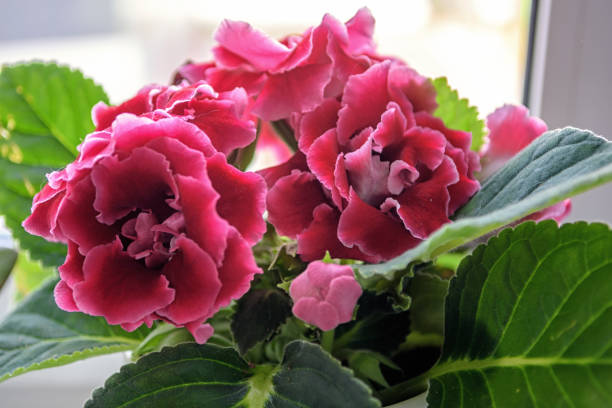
356,127,612,290
432,77,486,152
0,278,148,383
0,247,17,290
0,62,108,267
86,341,380,407
269,341,380,407
231,288,292,354
426,221,612,407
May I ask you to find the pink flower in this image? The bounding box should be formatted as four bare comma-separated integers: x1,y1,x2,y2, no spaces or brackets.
176,8,381,121
480,104,571,222
290,261,362,331
23,112,266,344
92,81,256,155
260,61,480,263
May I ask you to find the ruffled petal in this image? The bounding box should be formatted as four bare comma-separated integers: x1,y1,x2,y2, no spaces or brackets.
338,190,419,260
215,227,262,308
56,176,117,254
257,151,308,188
206,153,267,245
344,137,390,206
58,241,85,288
307,129,342,205
143,136,207,181
73,239,175,325
113,115,216,159
188,90,257,154
54,280,79,312
91,146,177,225
266,171,327,238
395,157,459,239
252,64,333,121
92,85,158,130
176,174,229,266
296,98,341,153
345,8,377,55
157,237,221,325
22,183,66,242
298,203,379,263
213,20,292,71
337,61,391,144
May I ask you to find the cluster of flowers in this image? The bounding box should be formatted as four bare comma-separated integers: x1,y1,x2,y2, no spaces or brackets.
23,9,569,341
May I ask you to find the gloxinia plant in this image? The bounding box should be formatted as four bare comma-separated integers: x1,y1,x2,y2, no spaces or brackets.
0,8,611,408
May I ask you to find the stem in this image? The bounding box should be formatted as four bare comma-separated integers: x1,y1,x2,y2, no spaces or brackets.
376,372,430,406
320,329,335,354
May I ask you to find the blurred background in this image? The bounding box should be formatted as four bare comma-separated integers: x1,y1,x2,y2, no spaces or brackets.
2,0,611,406
0,0,530,112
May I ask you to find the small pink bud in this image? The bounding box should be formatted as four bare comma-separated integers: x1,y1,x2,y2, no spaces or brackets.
290,261,362,331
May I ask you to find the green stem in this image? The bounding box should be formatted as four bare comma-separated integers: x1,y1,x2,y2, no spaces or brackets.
376,371,430,406
320,329,335,354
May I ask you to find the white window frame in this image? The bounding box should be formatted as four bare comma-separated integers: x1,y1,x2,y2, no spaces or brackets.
527,0,612,223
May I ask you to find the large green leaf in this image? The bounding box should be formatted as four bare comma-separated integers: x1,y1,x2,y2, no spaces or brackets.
86,341,381,408
432,77,486,152
356,127,612,290
0,62,109,155
0,62,108,267
0,278,149,383
231,288,292,355
426,221,612,407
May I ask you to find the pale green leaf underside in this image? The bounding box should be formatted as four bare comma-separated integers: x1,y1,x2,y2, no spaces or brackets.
356,127,612,289
432,77,486,152
427,221,612,407
86,341,380,408
0,61,108,268
0,279,148,382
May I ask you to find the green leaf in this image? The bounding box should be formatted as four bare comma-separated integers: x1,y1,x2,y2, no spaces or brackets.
0,62,109,155
426,221,612,407
347,350,400,387
231,288,292,354
269,341,380,407
0,278,148,383
86,341,381,407
131,323,193,360
0,62,108,267
0,247,17,290
406,270,449,337
432,77,486,152
12,251,56,301
356,127,612,290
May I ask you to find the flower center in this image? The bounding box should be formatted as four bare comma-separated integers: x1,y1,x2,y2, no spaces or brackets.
120,210,186,268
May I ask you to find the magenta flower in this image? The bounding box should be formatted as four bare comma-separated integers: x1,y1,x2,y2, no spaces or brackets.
175,8,382,121
260,60,480,262
92,81,256,155
290,261,362,331
480,104,571,222
23,111,266,343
